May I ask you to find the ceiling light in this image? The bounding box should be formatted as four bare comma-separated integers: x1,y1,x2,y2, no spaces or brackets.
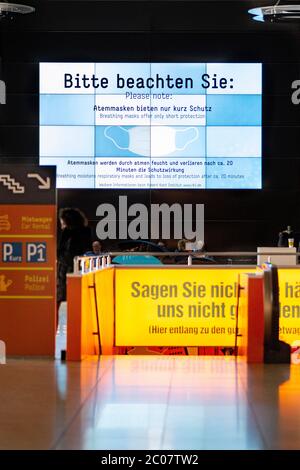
0,2,35,20
249,1,300,22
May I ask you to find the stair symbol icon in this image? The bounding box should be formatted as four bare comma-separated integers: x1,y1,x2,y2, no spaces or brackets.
0,175,25,194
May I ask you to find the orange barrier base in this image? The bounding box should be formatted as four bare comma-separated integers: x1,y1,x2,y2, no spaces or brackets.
239,273,264,363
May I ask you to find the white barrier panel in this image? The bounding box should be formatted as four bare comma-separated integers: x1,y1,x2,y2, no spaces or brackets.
0,340,6,365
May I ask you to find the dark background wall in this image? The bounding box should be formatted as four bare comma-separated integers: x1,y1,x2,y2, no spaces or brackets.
0,0,300,250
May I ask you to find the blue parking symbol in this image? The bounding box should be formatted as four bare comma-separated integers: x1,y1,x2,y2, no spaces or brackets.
2,242,22,262
26,243,47,263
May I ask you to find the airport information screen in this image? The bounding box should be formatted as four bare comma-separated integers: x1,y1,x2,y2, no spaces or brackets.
39,63,262,189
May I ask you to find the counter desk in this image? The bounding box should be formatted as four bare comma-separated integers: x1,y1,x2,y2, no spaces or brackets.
66,263,300,360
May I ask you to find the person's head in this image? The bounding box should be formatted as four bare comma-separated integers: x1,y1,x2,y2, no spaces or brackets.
59,207,88,230
92,240,102,255
177,239,187,251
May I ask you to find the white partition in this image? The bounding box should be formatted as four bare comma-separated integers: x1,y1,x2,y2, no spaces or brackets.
257,247,297,266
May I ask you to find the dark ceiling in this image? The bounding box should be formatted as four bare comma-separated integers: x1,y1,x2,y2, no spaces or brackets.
1,0,300,33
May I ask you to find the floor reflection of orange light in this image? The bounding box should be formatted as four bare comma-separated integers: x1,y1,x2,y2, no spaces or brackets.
113,356,243,397
279,366,300,421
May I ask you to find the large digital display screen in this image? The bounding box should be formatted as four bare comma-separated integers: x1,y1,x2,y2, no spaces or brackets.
39,63,262,189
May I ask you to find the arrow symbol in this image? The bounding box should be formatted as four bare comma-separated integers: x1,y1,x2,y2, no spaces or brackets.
27,173,51,190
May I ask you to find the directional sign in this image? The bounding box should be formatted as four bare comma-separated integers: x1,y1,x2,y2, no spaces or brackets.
0,164,56,356
0,165,55,205
27,173,51,190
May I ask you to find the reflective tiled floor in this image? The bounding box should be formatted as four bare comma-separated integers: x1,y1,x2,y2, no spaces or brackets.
0,355,299,450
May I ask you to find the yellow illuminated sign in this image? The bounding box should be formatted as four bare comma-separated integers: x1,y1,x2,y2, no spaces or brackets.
278,269,300,345
115,267,255,347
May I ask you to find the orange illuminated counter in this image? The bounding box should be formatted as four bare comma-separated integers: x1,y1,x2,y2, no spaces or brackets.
115,265,256,347
66,264,300,360
277,268,300,345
